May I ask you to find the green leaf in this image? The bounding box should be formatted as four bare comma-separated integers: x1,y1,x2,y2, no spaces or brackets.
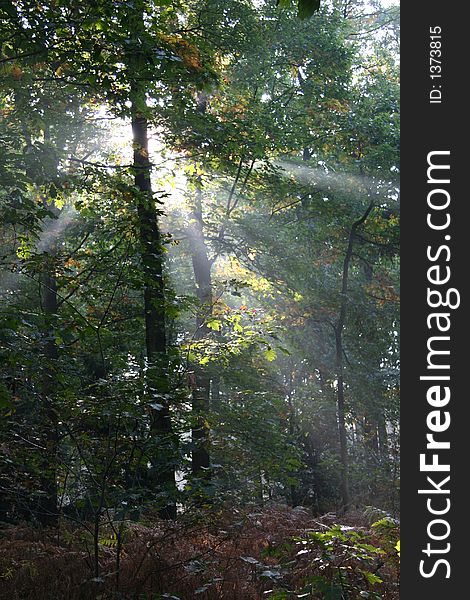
207,319,221,331
362,570,383,585
99,533,118,548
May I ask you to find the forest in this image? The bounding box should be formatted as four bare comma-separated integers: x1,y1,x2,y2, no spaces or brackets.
0,0,400,598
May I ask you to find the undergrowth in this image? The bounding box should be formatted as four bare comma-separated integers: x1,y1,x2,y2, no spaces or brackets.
0,506,399,599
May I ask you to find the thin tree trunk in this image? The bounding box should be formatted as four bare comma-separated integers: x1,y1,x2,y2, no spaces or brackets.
37,124,59,526
187,90,213,483
335,201,374,513
334,327,350,513
287,369,299,507
187,181,212,480
39,260,59,525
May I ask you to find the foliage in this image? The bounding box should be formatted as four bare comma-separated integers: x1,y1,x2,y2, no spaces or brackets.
0,0,399,596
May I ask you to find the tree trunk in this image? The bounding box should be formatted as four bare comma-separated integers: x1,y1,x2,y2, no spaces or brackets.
187,181,212,481
38,258,59,525
37,124,60,526
334,327,351,513
128,6,176,518
287,369,299,507
131,106,177,519
335,201,374,513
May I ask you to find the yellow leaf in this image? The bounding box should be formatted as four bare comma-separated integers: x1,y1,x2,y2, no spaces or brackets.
264,348,277,362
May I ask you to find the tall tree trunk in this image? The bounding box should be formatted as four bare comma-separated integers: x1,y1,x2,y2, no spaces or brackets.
187,91,213,483
335,201,374,513
131,107,177,519
286,368,299,507
39,252,59,525
334,326,350,513
187,181,212,481
37,124,60,526
128,4,176,519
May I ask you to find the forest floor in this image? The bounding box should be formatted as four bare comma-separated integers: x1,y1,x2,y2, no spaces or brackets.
0,505,399,600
